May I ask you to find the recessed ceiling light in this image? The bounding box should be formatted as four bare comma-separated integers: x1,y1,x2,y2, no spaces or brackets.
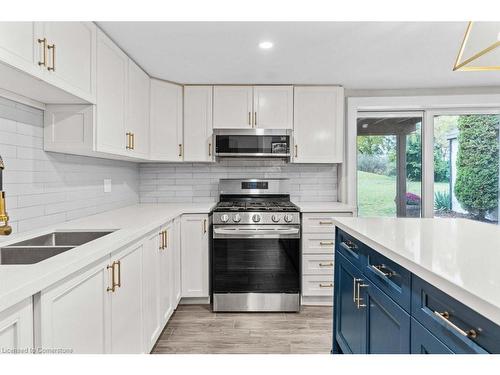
259,41,274,50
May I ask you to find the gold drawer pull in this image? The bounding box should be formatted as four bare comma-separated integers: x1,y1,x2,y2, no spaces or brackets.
159,231,164,250
178,144,183,157
319,283,333,288
115,260,121,288
164,230,168,249
38,38,47,67
47,43,56,71
319,221,333,225
248,112,251,126
208,142,212,156
319,241,334,246
371,264,395,279
433,311,478,339
106,262,116,292
319,262,333,267
294,144,298,158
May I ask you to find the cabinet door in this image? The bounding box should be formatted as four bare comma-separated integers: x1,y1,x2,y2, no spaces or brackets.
362,281,410,354
126,60,150,159
181,214,209,298
0,22,40,75
293,86,344,163
42,22,96,102
96,29,127,156
39,257,111,354
159,222,174,324
110,244,143,354
0,298,33,352
150,79,183,161
334,253,365,354
173,218,182,307
411,318,453,354
213,86,253,129
253,86,293,129
183,86,213,161
142,230,161,352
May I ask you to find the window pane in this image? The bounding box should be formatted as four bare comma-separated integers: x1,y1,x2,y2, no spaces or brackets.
357,115,422,217
433,114,499,225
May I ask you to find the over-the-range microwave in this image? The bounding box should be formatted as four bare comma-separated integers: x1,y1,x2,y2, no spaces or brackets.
213,129,292,159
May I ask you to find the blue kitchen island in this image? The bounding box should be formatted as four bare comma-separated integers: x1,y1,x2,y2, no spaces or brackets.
331,217,500,354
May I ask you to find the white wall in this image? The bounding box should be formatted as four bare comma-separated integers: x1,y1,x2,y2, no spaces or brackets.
139,160,338,204
0,97,139,234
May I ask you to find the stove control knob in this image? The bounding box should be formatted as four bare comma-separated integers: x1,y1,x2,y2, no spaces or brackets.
284,214,293,223
252,214,261,223
220,214,229,223
233,214,241,223
271,214,281,223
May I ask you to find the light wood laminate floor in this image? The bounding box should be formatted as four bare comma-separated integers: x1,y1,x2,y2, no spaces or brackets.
152,304,333,354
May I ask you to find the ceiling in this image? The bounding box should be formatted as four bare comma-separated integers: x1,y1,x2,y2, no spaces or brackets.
97,22,500,89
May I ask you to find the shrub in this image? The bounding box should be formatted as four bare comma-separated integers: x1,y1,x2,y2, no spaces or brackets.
406,192,421,206
357,154,388,175
434,191,451,212
454,115,499,219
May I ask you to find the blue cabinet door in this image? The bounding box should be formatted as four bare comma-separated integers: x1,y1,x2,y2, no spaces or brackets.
334,252,365,354
362,280,411,353
411,318,453,354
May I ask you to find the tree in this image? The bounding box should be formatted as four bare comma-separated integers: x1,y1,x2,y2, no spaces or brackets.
454,115,499,220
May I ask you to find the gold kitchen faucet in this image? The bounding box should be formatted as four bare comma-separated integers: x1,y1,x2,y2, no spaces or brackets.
0,156,12,235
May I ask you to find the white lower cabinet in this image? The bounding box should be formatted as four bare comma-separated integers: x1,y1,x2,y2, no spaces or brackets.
181,214,209,298
173,218,182,306
159,221,174,325
0,298,33,353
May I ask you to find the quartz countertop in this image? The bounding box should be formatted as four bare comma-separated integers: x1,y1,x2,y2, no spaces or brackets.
0,203,215,312
293,201,355,213
333,217,500,325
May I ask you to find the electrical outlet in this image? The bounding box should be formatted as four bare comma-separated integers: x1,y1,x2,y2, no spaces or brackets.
104,179,112,193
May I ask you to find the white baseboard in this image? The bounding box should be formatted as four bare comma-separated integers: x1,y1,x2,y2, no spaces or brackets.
301,295,333,306
179,296,211,305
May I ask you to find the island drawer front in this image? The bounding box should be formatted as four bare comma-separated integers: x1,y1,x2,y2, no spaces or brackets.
335,228,366,269
302,254,335,275
364,247,411,312
411,318,453,354
411,276,499,354
302,275,334,296
303,233,335,254
303,212,353,233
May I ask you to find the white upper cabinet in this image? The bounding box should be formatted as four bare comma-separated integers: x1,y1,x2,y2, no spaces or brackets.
183,86,214,162
150,79,183,161
0,22,40,75
213,86,253,129
96,29,128,156
293,86,344,163
41,22,96,102
126,60,150,159
253,86,293,129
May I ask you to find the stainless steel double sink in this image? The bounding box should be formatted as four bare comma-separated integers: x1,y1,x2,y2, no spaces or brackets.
0,231,114,265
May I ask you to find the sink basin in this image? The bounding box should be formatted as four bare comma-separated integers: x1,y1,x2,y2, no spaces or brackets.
8,231,114,247
0,246,74,265
0,231,114,265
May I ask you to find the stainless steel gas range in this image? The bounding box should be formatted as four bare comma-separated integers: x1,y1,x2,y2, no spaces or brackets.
211,179,301,312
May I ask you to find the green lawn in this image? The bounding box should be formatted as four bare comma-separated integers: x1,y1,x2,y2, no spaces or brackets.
357,171,448,217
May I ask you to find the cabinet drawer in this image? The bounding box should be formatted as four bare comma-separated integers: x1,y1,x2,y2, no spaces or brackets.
411,318,453,354
412,276,499,353
335,228,366,269
303,212,352,233
302,275,334,296
364,247,411,312
302,233,335,254
302,254,334,275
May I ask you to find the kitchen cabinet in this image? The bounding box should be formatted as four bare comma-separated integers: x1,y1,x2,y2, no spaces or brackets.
150,79,183,161
0,22,40,76
293,86,344,163
39,256,111,354
213,86,253,129
126,60,150,159
181,214,209,298
253,86,293,129
411,318,453,354
172,218,182,306
0,298,33,353
183,85,214,162
159,222,174,325
41,22,96,103
96,29,128,156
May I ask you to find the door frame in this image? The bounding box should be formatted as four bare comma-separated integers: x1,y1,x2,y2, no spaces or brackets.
345,94,500,217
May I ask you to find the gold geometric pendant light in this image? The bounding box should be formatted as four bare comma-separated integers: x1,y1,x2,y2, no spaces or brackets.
453,21,500,71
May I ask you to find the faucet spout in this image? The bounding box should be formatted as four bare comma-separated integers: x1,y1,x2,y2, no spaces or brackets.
0,156,12,236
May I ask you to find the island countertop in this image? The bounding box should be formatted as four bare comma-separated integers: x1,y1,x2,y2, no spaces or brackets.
333,217,500,325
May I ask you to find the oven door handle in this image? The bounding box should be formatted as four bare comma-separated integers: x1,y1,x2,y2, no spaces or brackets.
213,226,300,239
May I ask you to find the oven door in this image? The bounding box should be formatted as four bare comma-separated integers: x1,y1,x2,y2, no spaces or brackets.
212,225,300,295
214,129,291,158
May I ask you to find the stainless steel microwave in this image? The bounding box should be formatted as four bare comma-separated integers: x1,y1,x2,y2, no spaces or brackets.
213,129,292,159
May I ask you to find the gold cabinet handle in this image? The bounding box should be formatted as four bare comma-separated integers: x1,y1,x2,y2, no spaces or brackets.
203,219,207,234
159,231,164,250
370,264,395,279
319,221,333,225
319,283,333,288
115,260,121,288
319,241,334,246
47,43,56,71
164,230,168,249
178,144,182,158
433,311,478,339
208,142,212,157
131,133,135,150
319,262,333,267
294,144,298,158
126,132,131,150
106,262,116,292
248,112,251,126
37,38,47,67
254,111,257,127
356,279,368,309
